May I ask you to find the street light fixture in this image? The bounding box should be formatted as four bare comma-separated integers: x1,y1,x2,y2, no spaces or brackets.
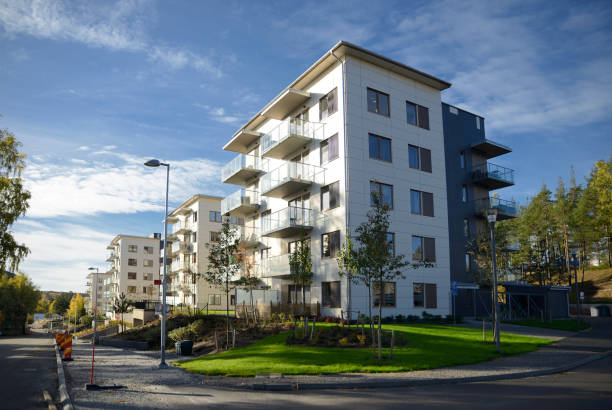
144,158,170,369
486,208,501,353
87,266,99,386
571,250,581,330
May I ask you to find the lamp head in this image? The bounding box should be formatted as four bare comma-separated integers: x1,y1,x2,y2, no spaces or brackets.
144,159,161,167
487,208,498,223
88,267,97,271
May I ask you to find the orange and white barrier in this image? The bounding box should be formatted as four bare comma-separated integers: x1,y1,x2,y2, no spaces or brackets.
60,334,73,361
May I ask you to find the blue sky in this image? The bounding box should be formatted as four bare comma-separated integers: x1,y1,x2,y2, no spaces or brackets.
1,0,611,292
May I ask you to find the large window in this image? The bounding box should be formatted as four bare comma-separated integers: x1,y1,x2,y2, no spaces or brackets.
412,236,436,262
408,145,432,173
406,101,430,130
319,88,338,120
320,133,339,164
128,272,137,280
410,189,434,217
370,181,393,208
209,211,222,222
143,259,153,267
209,294,221,305
373,281,396,307
143,273,153,281
368,134,392,162
321,230,341,258
367,88,390,116
413,282,437,308
144,246,153,255
127,286,137,294
321,181,340,211
210,231,220,242
322,281,341,308
127,258,137,266
128,245,137,253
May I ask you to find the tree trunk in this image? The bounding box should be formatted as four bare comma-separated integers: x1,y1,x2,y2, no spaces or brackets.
367,282,374,350
377,277,383,360
225,274,229,350
302,285,306,337
563,225,571,286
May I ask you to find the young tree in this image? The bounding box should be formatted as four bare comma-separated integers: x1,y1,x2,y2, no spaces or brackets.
586,157,612,266
554,178,573,285
53,292,73,316
288,230,313,320
67,294,86,323
35,294,51,314
205,218,240,348
0,128,31,272
0,271,40,334
234,248,260,321
112,293,133,332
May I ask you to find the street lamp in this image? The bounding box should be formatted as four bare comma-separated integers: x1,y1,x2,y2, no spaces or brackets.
487,208,501,353
144,158,170,369
88,267,100,344
571,250,581,330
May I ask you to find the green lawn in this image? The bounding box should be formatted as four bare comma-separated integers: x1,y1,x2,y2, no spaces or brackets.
505,319,590,332
175,323,552,377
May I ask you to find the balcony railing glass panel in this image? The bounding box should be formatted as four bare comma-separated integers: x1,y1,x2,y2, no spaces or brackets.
474,197,518,220
261,206,312,237
471,162,515,188
221,189,260,216
260,118,324,159
222,154,262,185
260,162,324,197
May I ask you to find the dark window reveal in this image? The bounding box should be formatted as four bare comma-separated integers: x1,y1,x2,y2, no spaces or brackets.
322,281,341,307
373,281,396,307
406,101,430,130
321,230,341,258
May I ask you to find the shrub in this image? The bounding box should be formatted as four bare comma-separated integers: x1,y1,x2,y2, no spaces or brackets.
168,326,195,342
189,319,206,336
407,315,420,322
382,316,395,324
422,311,433,320
395,314,406,323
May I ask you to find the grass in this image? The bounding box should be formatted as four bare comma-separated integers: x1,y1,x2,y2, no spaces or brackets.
505,319,590,332
175,323,552,377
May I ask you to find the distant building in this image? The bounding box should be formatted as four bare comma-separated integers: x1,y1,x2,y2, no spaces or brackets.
86,270,110,314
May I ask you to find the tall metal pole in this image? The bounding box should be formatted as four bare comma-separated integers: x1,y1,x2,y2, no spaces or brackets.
572,252,581,330
159,163,170,368
93,268,98,343
489,220,501,353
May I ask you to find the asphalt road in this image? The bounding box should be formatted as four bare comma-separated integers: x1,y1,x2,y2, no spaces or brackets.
0,332,57,409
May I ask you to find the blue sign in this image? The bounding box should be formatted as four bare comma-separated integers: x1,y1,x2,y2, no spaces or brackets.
451,288,458,296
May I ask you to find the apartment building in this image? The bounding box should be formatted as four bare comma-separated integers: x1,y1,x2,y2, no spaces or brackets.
442,104,517,316
166,194,243,310
105,234,161,314
220,41,452,317
86,270,110,314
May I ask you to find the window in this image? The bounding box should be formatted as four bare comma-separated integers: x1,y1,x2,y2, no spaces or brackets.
321,181,340,211
192,253,197,264
368,134,392,162
408,145,432,173
322,281,341,308
413,283,437,308
143,273,153,281
373,281,396,307
128,258,137,266
367,88,389,116
128,245,137,253
210,232,219,242
144,246,153,255
460,151,466,169
406,101,430,130
464,219,469,237
476,116,481,129
229,216,244,225
386,232,395,256
465,253,471,272
370,181,393,208
192,232,197,243
410,190,434,217
209,211,222,222
412,236,436,262
288,285,310,304
319,87,338,120
193,211,198,222
128,272,137,280
127,286,137,294
320,133,339,164
143,259,153,268
209,294,221,305
321,230,341,258
462,185,468,202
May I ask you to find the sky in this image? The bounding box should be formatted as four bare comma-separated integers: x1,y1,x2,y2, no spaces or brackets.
1,0,611,292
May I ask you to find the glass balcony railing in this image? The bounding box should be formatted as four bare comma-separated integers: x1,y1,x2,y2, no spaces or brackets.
474,197,518,220
222,154,263,185
260,118,324,159
221,189,260,216
171,242,193,254
235,225,260,248
471,163,515,189
261,206,313,238
257,254,291,278
260,162,324,198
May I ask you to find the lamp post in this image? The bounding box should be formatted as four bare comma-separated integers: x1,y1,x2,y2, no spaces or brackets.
487,208,501,353
144,159,170,369
571,250,581,330
88,267,99,343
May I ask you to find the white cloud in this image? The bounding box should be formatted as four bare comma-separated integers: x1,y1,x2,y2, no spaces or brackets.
70,158,86,164
195,103,242,124
102,145,117,150
22,150,225,218
77,145,90,151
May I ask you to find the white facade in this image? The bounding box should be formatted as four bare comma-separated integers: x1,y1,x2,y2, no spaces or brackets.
86,271,110,314
166,194,240,310
105,234,161,313
221,41,452,318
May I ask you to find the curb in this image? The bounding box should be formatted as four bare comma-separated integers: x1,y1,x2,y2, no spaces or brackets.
250,349,612,391
54,341,75,410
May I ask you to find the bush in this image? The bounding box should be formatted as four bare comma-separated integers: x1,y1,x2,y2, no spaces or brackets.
395,314,406,323
407,315,420,322
168,325,195,342
79,315,92,325
189,319,206,336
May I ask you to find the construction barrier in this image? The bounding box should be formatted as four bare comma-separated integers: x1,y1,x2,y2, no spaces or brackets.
61,334,73,361
55,333,66,350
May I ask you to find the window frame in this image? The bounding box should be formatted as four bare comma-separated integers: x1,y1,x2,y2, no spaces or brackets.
369,181,394,209
367,87,390,117
319,87,338,120
321,181,340,211
209,211,222,222
412,235,436,262
320,133,339,165
373,281,396,307
127,258,137,266
322,281,341,308
128,244,137,253
368,133,392,162
321,230,341,258
143,246,153,255
143,259,153,268
406,100,430,130
127,271,137,280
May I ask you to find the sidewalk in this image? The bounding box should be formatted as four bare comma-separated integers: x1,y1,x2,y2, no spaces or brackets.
63,318,612,407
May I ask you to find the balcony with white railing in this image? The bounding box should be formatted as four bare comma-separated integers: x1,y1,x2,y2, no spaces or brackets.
171,241,193,254
222,154,264,186
221,189,260,217
170,260,195,274
260,118,324,159
105,252,117,262
257,254,292,278
260,162,324,198
236,225,261,248
261,206,313,238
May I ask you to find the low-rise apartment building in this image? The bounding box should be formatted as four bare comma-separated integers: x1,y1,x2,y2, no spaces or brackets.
221,41,452,317
86,270,110,314
105,234,161,315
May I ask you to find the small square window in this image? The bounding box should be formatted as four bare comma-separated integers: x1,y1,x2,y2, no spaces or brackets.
368,134,392,162
370,181,393,209
128,245,137,253
320,134,339,164
367,88,390,116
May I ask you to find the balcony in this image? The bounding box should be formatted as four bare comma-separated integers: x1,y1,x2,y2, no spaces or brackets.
257,254,292,278
105,252,117,262
222,154,263,186
172,224,193,236
260,162,324,198
471,138,512,159
471,163,515,190
261,207,313,238
171,242,193,254
223,129,262,154
236,226,261,248
170,261,195,274
221,189,260,217
474,197,518,220
261,88,310,120
260,118,324,159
